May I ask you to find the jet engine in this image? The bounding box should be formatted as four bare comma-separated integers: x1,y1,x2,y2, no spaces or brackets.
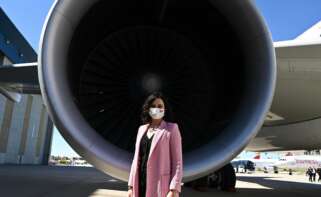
39,0,276,182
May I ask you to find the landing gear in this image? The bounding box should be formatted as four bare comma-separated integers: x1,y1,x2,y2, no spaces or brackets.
273,166,279,174
185,163,236,192
209,163,236,192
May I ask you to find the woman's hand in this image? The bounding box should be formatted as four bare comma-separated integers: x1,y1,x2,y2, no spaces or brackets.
127,188,133,197
166,190,178,197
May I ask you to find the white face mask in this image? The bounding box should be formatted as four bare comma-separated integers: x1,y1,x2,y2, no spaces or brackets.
149,107,165,119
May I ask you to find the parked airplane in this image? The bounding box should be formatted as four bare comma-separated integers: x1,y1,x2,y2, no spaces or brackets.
234,152,321,173
276,155,321,170
0,0,321,191
232,154,278,173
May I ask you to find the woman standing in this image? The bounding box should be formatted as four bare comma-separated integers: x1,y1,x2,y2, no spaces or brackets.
128,92,183,197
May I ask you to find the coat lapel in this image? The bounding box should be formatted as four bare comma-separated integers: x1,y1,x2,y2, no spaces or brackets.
136,120,167,160
148,119,167,159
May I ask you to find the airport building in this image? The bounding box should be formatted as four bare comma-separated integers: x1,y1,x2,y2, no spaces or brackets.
0,8,53,165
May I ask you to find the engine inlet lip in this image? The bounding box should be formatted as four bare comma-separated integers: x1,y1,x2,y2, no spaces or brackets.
38,0,276,182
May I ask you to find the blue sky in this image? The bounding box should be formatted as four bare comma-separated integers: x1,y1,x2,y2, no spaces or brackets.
1,0,321,158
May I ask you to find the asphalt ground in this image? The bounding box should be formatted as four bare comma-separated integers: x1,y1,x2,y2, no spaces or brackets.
0,165,320,197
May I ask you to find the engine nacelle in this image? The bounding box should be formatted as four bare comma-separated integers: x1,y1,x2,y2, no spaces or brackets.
39,0,276,182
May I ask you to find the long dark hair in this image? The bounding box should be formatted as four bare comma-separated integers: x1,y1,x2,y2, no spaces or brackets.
141,91,173,124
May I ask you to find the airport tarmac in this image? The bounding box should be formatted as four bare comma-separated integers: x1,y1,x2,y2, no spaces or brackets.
0,165,321,197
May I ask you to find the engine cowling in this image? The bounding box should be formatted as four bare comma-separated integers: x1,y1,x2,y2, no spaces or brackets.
38,0,276,182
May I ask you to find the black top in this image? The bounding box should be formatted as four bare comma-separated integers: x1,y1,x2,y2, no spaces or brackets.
138,130,154,196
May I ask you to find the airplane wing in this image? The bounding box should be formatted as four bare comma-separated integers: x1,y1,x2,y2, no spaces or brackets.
248,39,321,151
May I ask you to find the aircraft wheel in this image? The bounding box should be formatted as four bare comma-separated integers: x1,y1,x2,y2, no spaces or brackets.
209,163,236,191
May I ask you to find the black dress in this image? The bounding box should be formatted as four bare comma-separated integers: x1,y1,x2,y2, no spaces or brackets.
138,130,154,197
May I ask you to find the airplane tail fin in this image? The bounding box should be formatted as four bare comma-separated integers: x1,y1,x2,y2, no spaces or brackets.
285,152,293,156
253,153,260,159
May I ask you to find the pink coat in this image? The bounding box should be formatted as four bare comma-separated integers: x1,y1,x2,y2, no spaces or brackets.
128,119,183,197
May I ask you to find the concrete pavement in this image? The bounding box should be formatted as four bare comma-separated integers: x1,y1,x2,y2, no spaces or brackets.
0,165,320,197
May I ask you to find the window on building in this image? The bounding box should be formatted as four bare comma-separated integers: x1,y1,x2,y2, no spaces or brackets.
0,51,4,66
2,56,12,66
0,51,13,66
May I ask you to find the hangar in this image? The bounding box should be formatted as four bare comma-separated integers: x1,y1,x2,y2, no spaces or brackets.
0,7,52,165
